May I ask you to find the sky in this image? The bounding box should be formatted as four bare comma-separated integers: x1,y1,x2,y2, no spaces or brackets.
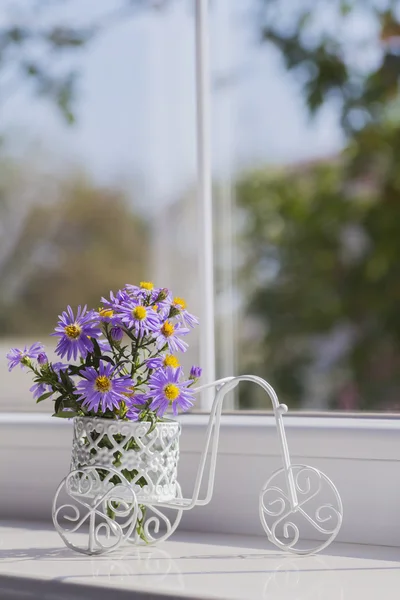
1,0,344,211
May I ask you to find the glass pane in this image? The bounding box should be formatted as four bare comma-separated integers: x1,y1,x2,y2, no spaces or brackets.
0,1,200,413
3,1,399,415
213,0,400,412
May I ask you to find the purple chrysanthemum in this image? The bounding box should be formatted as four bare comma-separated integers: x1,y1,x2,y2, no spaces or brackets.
98,291,128,327
7,342,45,371
125,393,148,421
126,284,171,316
151,300,172,321
97,307,118,324
155,320,189,353
146,354,180,370
97,337,112,353
150,288,172,319
171,297,199,328
101,289,131,310
76,362,133,413
125,281,156,298
148,367,194,417
51,305,101,361
52,362,69,376
145,356,164,370
117,299,160,337
30,382,53,401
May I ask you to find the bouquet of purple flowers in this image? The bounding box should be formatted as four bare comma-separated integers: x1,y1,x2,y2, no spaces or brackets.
7,282,202,425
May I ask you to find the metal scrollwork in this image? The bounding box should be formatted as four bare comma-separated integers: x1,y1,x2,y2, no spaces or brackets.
259,464,343,555
128,484,184,545
52,466,138,555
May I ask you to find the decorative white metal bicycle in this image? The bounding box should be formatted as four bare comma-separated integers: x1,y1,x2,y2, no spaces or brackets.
52,376,343,556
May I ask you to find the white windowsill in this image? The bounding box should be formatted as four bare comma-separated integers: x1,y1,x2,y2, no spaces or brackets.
1,521,400,600
1,413,400,547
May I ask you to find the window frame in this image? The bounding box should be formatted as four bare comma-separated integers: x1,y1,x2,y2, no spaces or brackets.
1,411,399,547
3,1,399,550
195,0,216,410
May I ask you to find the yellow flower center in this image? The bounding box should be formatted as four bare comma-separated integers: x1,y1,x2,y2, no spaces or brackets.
64,324,81,339
95,375,112,393
140,281,154,291
161,321,175,337
98,307,114,318
163,355,180,368
173,296,187,310
164,383,179,401
133,306,147,321
123,385,135,398
152,304,159,311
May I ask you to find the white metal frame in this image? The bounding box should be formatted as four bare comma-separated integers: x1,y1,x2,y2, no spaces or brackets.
52,376,343,556
195,0,216,410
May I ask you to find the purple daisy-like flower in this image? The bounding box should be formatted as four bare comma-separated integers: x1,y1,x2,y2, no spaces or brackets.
52,362,69,376
125,281,156,299
97,337,112,353
51,305,101,361
151,300,171,321
148,367,194,417
126,284,171,316
99,290,129,327
101,289,131,310
76,361,133,413
30,382,53,401
7,342,45,371
155,320,189,353
117,299,160,337
149,288,172,319
145,356,164,370
171,297,199,328
125,393,148,421
145,354,180,370
97,307,117,324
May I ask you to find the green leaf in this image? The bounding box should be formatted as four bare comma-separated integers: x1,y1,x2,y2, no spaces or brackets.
59,369,70,387
54,395,67,413
92,337,101,356
36,391,54,403
101,354,115,365
68,365,85,375
53,411,79,418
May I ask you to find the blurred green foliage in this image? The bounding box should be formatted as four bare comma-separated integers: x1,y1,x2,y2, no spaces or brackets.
236,1,400,410
0,164,149,336
259,0,400,133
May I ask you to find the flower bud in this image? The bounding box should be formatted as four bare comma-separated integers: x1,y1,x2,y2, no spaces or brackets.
189,366,202,380
157,288,169,302
37,353,48,365
168,306,180,318
20,356,31,368
110,326,123,342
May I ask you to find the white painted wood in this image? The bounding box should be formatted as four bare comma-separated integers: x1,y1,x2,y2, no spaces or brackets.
0,523,400,600
195,0,216,410
1,414,400,547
